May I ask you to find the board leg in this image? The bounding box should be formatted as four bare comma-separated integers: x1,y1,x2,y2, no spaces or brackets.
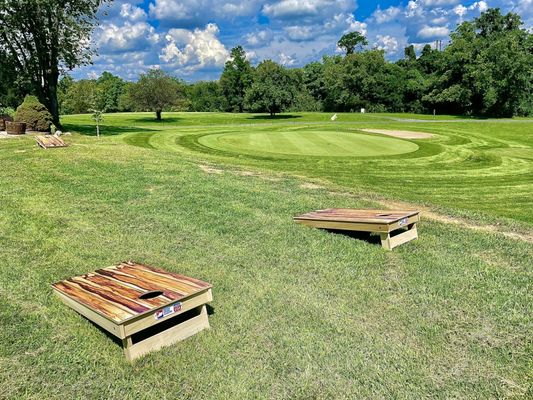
380,232,392,250
383,223,418,250
122,336,134,362
122,305,210,362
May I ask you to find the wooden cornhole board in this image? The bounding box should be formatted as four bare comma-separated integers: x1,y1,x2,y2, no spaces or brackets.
35,135,68,149
294,209,420,250
52,261,213,361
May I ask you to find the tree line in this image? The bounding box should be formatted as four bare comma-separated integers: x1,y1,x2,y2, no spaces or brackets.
1,6,532,121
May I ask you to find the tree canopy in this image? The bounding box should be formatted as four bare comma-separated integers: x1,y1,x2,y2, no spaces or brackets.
0,0,109,125
220,46,253,113
128,69,183,120
245,60,295,116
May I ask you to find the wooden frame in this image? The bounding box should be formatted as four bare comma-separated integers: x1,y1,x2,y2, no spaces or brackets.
294,209,420,250
35,135,68,149
52,261,213,361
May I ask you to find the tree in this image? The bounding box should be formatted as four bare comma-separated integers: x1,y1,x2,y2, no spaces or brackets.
0,0,110,126
220,46,253,112
129,69,182,120
244,60,295,116
337,31,368,55
96,72,126,113
423,8,532,116
187,81,225,112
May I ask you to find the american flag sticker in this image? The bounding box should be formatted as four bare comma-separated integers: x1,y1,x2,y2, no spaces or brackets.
155,302,182,320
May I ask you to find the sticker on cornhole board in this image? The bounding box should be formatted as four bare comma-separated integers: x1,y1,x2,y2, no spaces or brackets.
398,218,408,227
155,302,182,320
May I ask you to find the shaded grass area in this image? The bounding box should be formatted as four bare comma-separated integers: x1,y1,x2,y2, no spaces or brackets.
0,136,531,399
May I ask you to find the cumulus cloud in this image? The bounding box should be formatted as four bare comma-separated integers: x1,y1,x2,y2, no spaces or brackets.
97,22,159,53
120,4,147,21
160,23,230,73
245,30,272,47
262,0,356,21
418,25,450,39
372,6,401,24
279,52,296,65
374,35,399,54
149,0,262,25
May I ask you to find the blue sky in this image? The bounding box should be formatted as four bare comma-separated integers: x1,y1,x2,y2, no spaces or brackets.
73,0,533,81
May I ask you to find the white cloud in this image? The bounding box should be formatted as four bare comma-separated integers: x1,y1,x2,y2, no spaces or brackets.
98,22,159,53
279,52,296,65
245,30,272,47
374,35,399,54
372,6,401,24
120,4,147,21
160,23,230,73
262,0,356,20
418,25,450,39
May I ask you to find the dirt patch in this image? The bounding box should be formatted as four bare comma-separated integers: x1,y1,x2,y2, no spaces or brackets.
300,183,324,190
234,170,281,181
326,191,533,243
361,129,434,139
379,199,533,243
199,164,223,174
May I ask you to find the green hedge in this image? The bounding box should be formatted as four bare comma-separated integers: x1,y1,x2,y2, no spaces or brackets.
14,95,52,131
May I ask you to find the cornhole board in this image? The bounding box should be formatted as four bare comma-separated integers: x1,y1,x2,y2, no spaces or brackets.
52,261,213,361
294,209,420,250
35,135,68,149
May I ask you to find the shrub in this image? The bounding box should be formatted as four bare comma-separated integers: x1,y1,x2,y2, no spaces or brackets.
14,95,53,131
0,106,15,119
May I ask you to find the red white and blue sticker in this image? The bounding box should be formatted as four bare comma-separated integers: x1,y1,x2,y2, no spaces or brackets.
155,302,182,320
398,218,408,227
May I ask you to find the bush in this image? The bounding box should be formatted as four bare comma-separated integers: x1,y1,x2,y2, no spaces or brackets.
0,106,15,119
14,95,53,131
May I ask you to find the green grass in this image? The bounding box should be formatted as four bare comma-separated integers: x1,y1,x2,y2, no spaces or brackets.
198,129,419,157
0,111,531,399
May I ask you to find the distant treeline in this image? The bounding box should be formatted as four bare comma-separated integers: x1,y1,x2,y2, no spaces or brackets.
2,8,532,118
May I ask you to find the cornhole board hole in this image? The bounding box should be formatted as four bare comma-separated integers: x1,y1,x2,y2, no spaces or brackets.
52,261,213,361
294,209,420,250
35,135,68,149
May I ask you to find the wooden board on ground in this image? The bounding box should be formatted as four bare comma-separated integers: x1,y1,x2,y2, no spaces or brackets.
35,135,68,149
52,261,213,361
294,209,420,250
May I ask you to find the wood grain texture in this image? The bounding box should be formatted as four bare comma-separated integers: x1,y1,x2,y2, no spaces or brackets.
35,135,68,148
52,261,212,323
294,209,419,225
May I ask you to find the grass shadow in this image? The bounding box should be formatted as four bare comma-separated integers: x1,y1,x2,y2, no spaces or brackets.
62,124,157,137
247,114,302,120
126,117,183,124
325,229,382,246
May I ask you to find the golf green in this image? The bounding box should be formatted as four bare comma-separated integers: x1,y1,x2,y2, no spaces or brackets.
197,129,419,157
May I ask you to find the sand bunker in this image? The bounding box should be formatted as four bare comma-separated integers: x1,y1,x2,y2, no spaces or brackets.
361,129,434,139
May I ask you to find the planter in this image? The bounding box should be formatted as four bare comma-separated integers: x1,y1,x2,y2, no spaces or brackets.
5,121,26,135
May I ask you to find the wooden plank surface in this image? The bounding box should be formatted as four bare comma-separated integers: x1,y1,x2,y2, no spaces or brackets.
35,135,68,148
52,261,212,324
294,209,419,225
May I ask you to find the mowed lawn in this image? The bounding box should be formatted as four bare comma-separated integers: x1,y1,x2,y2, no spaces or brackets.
0,112,531,399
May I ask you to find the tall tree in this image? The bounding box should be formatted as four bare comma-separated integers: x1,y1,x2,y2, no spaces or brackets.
245,60,295,116
0,0,108,125
337,31,368,55
220,46,253,112
129,69,182,121
424,8,532,116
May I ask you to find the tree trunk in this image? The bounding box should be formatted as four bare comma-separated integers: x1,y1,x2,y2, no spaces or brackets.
47,71,60,127
156,110,162,120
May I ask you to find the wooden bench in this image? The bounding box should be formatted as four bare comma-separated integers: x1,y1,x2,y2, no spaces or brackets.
35,135,68,148
52,261,212,361
294,209,420,250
